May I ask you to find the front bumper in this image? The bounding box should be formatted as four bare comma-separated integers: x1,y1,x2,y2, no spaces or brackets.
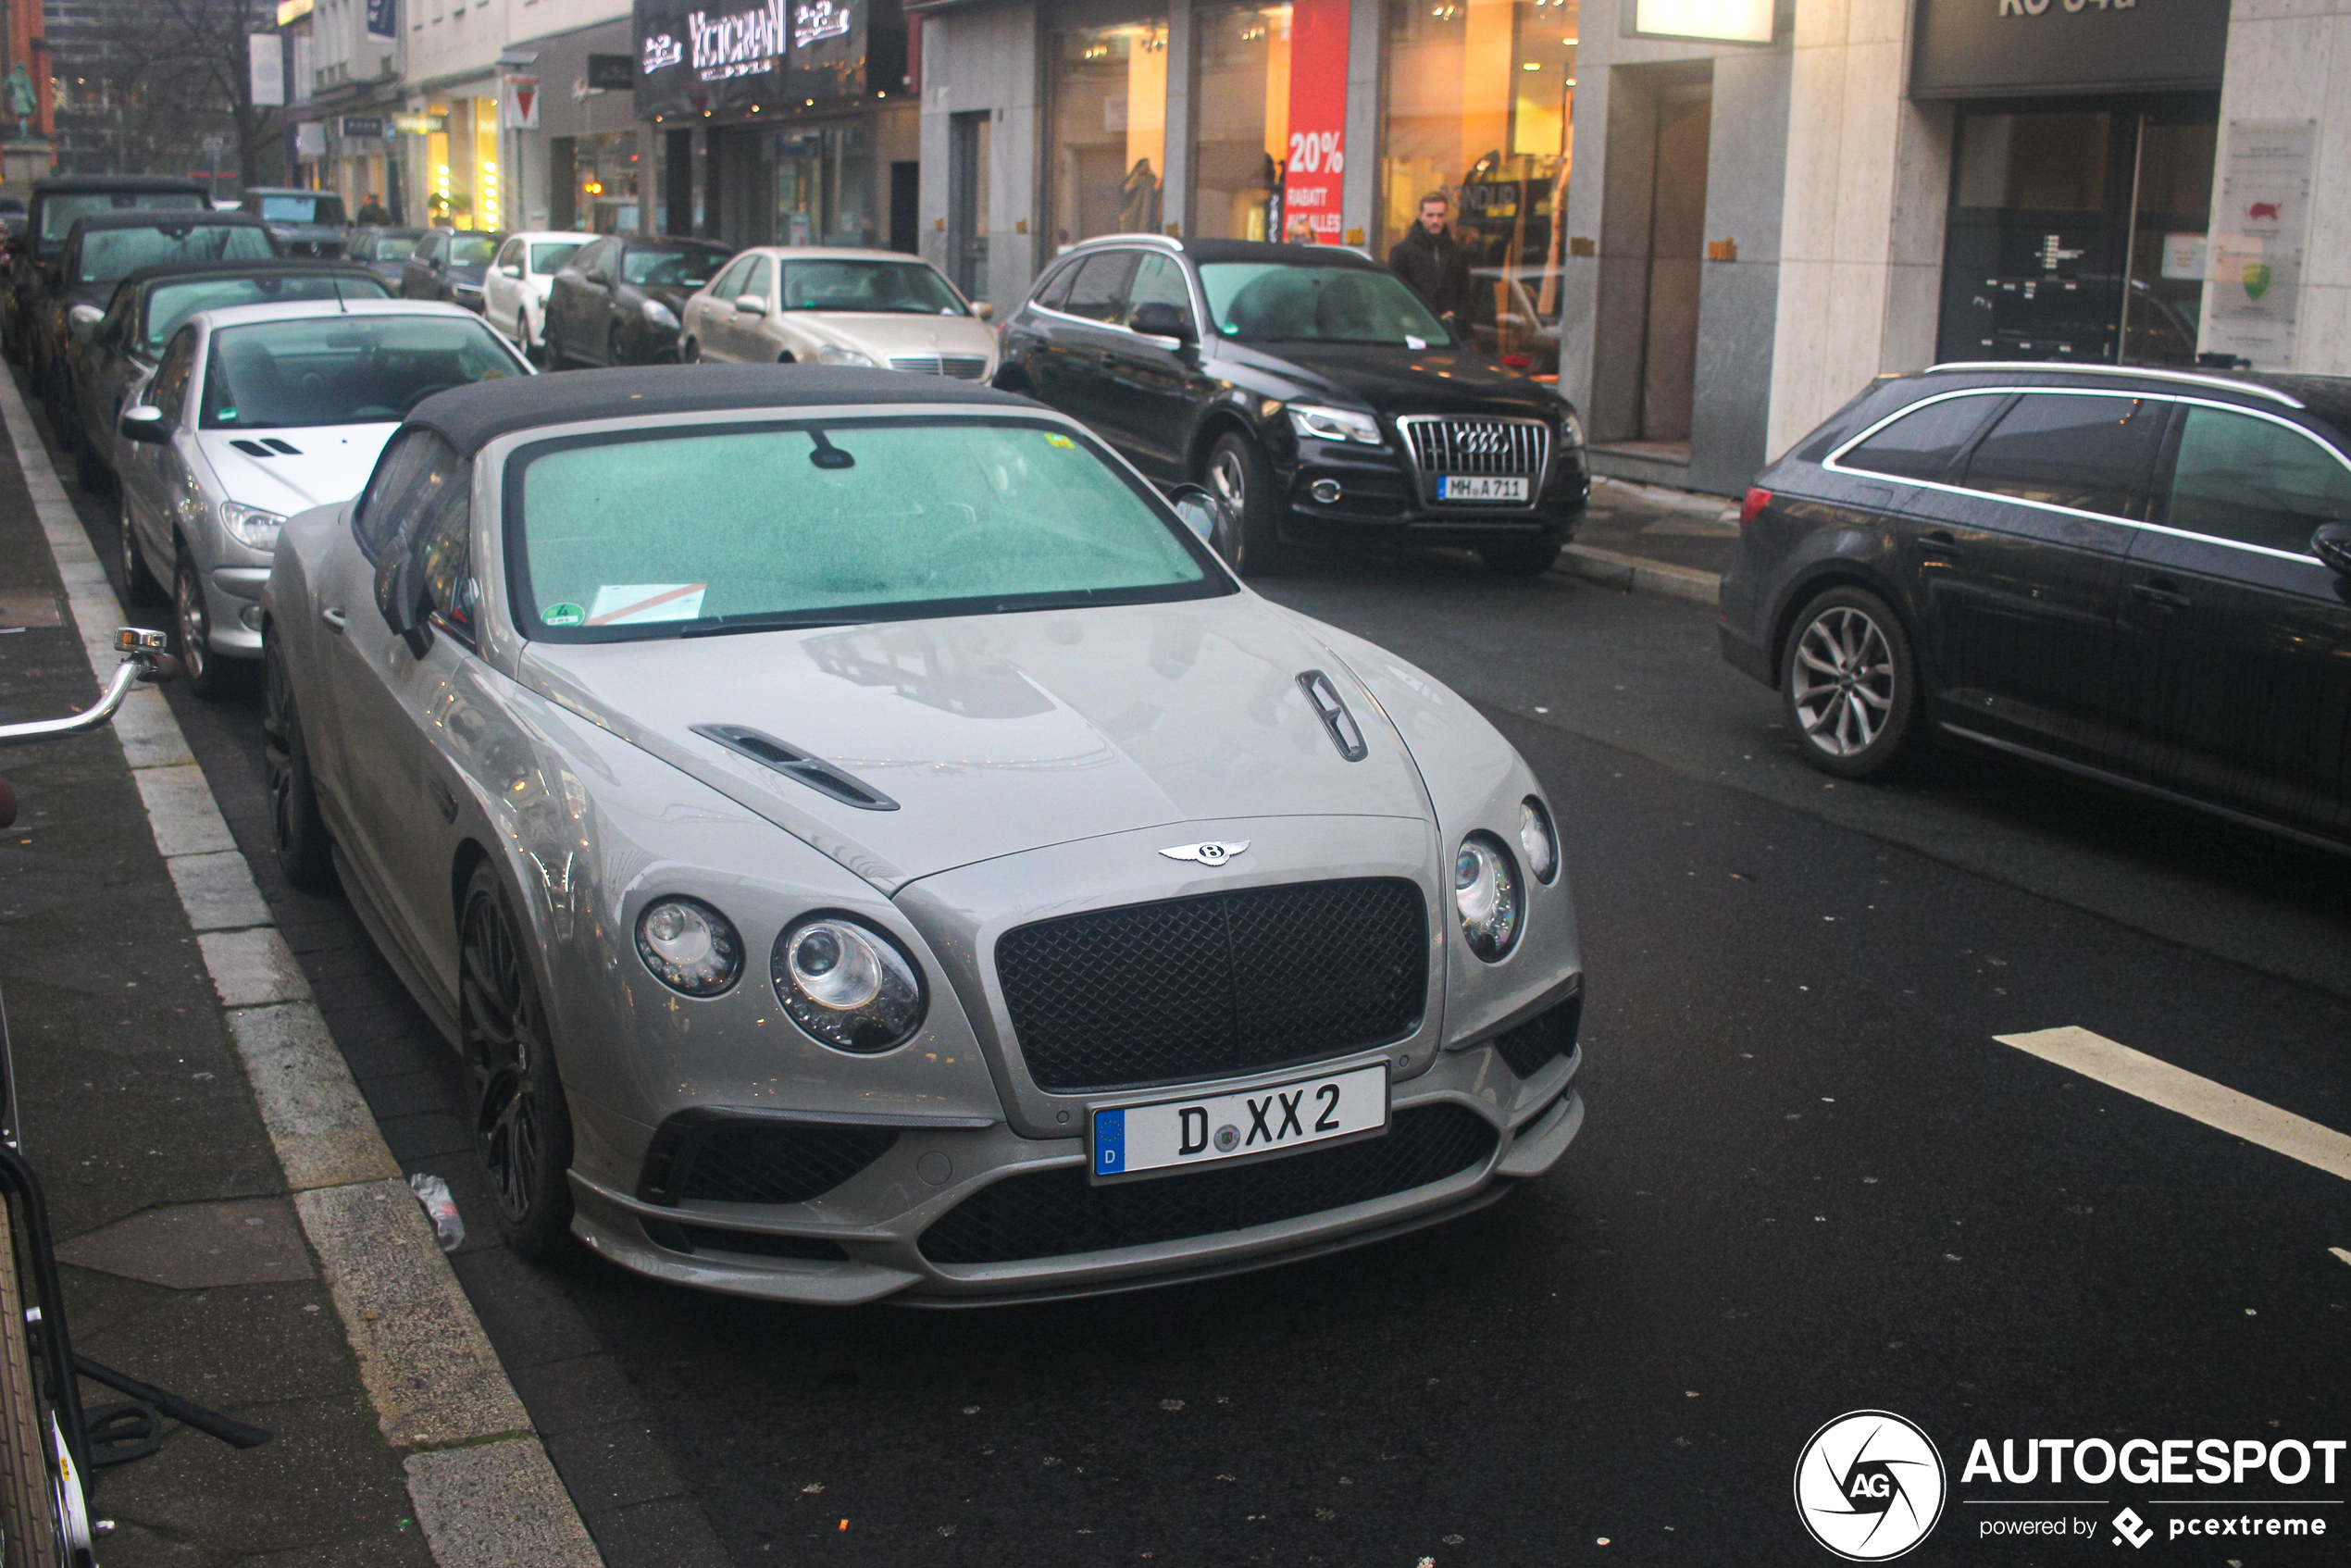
1275,435,1589,549
204,565,270,658
566,1035,1584,1306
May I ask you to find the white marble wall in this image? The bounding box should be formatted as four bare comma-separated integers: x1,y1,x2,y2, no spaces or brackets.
1762,0,1950,460
2202,0,2351,372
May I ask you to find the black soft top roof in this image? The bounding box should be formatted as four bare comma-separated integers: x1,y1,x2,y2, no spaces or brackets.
117,258,380,291
406,365,1038,457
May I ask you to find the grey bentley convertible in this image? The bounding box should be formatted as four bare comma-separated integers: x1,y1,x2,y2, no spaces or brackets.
261,366,1586,1304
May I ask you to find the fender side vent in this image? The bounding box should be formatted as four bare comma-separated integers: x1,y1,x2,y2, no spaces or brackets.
1298,670,1369,761
690,723,900,811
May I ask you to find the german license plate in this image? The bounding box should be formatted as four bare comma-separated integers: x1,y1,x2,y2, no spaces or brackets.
1089,1063,1389,1183
1437,475,1529,503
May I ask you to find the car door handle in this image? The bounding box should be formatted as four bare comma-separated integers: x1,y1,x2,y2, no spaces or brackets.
1919,530,1966,560
2131,580,2192,612
320,605,347,633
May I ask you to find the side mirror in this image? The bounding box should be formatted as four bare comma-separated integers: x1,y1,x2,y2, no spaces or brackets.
68,303,102,340
118,405,169,443
2314,522,2351,578
734,292,765,315
973,300,995,322
500,263,523,279
1129,301,1196,343
373,543,433,657
1166,481,1238,560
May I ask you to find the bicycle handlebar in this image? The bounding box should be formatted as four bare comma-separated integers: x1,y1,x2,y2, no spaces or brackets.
0,630,176,751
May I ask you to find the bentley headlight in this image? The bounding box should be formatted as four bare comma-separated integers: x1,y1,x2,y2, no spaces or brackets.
636,896,743,997
773,915,926,1052
1519,797,1559,883
817,344,877,367
1286,403,1384,446
218,501,287,551
641,298,679,328
1454,833,1522,961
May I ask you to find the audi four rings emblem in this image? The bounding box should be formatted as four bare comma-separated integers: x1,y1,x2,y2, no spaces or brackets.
1160,840,1250,865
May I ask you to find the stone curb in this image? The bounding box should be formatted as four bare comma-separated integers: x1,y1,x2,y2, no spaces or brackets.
0,371,604,1568
1558,541,1723,606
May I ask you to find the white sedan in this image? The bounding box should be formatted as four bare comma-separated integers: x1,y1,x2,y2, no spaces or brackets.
115,299,531,697
483,230,595,362
678,247,999,380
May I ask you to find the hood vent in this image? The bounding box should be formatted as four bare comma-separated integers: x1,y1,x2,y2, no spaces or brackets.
1297,670,1368,762
230,439,275,456
263,438,301,454
690,724,899,812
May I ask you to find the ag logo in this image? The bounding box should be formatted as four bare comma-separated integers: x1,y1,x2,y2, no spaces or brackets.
1794,1411,1947,1562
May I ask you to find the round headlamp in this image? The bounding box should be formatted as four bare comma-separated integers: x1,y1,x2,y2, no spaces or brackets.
635,896,742,997
1454,833,1523,962
1519,797,1559,884
772,915,926,1052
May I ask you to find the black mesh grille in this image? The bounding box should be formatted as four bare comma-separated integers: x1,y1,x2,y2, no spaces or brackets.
640,1120,899,1207
917,1103,1496,1265
1492,992,1582,1078
641,1218,851,1262
995,878,1426,1092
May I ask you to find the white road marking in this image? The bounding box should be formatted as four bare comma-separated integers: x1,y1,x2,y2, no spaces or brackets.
1996,1027,2351,1183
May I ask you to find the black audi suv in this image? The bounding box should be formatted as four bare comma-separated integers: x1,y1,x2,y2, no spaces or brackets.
995,235,1589,576
1720,362,2351,850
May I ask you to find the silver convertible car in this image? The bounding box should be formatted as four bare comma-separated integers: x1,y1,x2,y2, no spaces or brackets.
261,366,1586,1304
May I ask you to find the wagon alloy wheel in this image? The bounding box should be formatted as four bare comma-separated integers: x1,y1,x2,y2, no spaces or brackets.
1779,585,1924,779
459,865,575,1255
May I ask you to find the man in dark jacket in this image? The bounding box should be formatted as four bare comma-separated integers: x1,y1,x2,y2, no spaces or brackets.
355,193,392,226
1387,192,1473,328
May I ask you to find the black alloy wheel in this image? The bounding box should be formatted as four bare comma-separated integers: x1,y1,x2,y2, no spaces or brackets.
174,550,245,699
459,862,576,1257
1482,538,1563,577
118,495,165,605
1206,431,1291,576
263,635,334,891
1780,584,1926,779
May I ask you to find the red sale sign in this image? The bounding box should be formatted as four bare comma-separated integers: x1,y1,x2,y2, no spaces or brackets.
1282,0,1350,243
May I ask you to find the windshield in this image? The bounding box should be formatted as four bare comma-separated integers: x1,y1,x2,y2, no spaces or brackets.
1198,262,1452,347
198,315,520,429
372,235,420,261
448,233,501,267
78,224,275,283
778,260,967,316
529,242,583,274
259,193,346,225
42,190,205,244
623,247,725,287
144,274,391,353
511,418,1223,641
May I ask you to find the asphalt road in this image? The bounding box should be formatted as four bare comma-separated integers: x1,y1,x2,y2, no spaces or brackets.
34,391,2351,1566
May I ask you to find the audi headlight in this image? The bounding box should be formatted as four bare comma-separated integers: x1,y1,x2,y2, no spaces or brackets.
1519,797,1559,884
636,896,743,997
641,298,679,328
1454,833,1523,961
1559,407,1586,449
1286,403,1384,446
817,344,877,367
773,915,926,1052
218,501,286,552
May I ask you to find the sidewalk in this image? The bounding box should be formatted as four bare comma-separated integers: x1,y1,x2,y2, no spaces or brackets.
0,372,601,1565
1557,475,1740,604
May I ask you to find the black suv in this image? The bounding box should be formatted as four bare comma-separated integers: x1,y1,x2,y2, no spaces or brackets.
1721,362,2351,849
3,174,207,372
996,236,1589,576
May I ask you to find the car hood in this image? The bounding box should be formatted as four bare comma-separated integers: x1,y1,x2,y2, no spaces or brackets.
1225,341,1564,418
516,596,1433,890
193,424,397,514
785,313,999,361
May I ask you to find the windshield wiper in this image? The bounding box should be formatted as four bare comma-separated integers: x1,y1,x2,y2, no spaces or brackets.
673,610,864,638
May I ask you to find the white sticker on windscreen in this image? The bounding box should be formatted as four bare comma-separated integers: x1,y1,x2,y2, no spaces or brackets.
586,583,709,626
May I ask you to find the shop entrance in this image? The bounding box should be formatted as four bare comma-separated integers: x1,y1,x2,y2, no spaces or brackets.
1936,97,2218,367
1636,81,1710,443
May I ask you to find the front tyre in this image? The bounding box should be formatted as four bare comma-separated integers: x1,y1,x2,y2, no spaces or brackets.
118,497,165,606
264,636,335,892
1780,584,1925,779
1206,431,1291,576
459,864,576,1259
174,551,247,699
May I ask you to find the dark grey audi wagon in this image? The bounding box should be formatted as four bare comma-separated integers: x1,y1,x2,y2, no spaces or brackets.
1720,363,2351,849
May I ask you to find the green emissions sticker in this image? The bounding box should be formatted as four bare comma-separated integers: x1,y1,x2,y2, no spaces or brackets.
542,603,586,627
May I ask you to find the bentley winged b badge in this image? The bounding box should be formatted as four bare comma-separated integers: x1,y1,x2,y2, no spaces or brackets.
1160,840,1250,866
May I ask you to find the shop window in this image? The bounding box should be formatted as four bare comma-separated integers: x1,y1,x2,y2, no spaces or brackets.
576,132,641,234
775,124,873,247
1194,5,1290,242
1379,0,1576,266
1049,21,1169,250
